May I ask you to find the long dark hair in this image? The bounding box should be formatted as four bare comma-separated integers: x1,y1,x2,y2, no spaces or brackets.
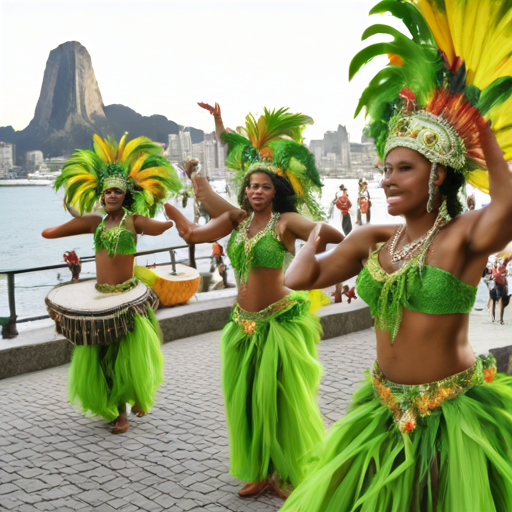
439,166,465,218
238,167,298,214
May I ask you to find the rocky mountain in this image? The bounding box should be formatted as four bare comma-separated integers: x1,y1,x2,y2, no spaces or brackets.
0,41,204,161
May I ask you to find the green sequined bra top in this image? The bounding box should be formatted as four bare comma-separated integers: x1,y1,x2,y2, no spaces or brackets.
94,210,137,259
227,212,287,286
356,239,477,341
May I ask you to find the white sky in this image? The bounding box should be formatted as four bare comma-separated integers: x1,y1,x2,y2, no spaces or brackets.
0,0,396,142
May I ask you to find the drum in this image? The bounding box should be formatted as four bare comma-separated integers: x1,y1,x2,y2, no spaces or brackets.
45,280,158,346
134,264,200,306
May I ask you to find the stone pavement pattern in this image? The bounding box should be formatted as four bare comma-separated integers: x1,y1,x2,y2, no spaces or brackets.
0,327,376,512
1,311,511,512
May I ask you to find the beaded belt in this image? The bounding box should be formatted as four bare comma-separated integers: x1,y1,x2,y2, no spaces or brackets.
95,276,139,294
372,354,497,433
231,296,297,336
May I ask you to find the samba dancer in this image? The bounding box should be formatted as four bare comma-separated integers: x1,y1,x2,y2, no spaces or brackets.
281,1,512,510
165,103,344,498
43,134,181,434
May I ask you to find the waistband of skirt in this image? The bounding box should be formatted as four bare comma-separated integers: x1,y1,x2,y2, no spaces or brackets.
95,276,139,294
231,294,304,335
372,354,497,433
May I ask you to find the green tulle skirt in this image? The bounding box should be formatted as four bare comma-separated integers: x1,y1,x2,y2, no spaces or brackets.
68,308,164,421
281,356,512,512
221,291,328,487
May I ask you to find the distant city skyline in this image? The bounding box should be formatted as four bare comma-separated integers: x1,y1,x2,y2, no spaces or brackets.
0,0,403,142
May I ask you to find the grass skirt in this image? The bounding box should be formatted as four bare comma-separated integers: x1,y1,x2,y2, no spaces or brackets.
68,308,164,421
281,355,512,512
221,290,328,487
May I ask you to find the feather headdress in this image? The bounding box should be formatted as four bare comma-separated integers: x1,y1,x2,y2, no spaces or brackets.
55,134,182,217
350,0,512,193
221,107,324,219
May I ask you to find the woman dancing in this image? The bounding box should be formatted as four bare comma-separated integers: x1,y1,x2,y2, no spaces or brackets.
165,104,343,497
43,134,181,433
280,1,512,510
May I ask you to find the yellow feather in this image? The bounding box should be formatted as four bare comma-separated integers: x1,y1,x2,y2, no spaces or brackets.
71,181,99,205
66,174,97,187
466,169,489,195
139,179,166,198
128,154,147,179
121,136,151,163
116,133,128,161
93,135,113,164
135,167,171,182
285,171,304,196
417,0,455,64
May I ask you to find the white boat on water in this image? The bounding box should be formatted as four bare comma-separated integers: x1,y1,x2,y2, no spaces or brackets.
0,179,53,186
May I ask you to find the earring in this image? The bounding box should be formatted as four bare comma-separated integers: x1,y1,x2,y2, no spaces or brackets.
426,162,439,213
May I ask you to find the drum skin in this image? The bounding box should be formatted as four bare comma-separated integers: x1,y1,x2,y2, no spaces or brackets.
45,280,158,346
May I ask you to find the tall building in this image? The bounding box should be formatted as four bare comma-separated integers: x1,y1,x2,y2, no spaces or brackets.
179,130,192,161
168,129,194,163
350,142,379,174
309,125,351,172
25,150,44,173
0,142,14,178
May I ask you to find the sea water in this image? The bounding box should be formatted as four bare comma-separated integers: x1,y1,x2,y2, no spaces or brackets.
0,178,487,318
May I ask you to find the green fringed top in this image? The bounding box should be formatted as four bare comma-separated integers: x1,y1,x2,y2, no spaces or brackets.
227,212,287,286
356,243,477,341
94,210,137,259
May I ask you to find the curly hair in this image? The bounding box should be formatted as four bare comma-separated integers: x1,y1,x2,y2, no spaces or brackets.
439,166,465,218
237,167,298,214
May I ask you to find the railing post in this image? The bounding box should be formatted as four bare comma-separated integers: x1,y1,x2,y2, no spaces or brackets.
2,274,18,339
188,244,197,269
169,250,177,275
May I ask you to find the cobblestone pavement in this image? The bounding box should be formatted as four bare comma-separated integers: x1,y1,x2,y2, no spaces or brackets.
0,327,376,512
1,312,510,512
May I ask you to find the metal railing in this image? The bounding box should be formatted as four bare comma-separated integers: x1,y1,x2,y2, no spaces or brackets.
0,243,206,339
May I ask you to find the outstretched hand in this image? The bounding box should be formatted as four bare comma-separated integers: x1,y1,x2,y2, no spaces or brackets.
198,102,222,119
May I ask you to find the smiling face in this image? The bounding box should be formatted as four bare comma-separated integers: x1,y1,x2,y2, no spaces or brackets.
383,147,445,217
245,172,276,212
102,187,126,213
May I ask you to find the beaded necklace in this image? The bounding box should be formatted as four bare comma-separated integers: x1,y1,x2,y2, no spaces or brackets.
99,211,128,258
236,212,280,285
388,203,449,264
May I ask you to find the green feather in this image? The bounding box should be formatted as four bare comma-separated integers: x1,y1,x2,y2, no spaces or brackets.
478,76,512,115
370,0,434,44
244,107,313,146
269,139,323,189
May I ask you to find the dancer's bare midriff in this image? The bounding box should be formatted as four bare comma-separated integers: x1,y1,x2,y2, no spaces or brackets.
236,267,289,312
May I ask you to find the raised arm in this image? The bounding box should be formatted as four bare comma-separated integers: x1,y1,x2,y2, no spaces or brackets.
187,162,238,218
164,203,246,244
133,215,174,236
189,102,239,218
466,125,512,254
42,215,102,239
197,102,226,141
285,224,391,290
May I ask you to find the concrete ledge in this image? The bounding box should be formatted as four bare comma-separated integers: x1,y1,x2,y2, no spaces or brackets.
489,345,512,373
0,292,374,381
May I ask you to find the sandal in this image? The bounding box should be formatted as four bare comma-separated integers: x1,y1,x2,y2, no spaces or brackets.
131,404,147,417
110,418,129,434
269,475,291,501
238,480,270,498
